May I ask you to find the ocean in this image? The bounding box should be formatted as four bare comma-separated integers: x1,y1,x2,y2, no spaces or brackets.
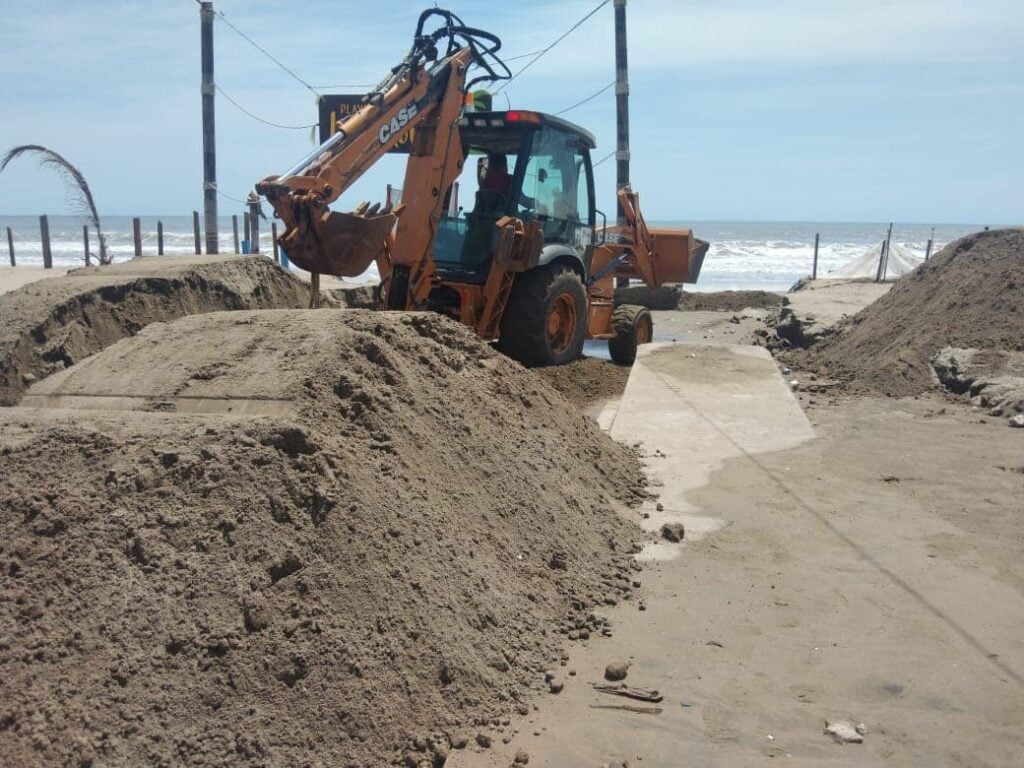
0,215,982,292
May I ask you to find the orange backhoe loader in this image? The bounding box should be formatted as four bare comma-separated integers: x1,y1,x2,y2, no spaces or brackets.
257,8,707,366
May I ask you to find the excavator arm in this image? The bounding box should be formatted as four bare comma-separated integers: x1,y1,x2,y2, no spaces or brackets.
255,9,508,287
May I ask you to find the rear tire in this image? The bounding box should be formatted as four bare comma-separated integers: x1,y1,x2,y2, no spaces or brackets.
499,265,587,367
608,304,653,366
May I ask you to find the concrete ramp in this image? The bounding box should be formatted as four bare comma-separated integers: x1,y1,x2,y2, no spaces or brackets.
606,343,816,559
16,310,332,417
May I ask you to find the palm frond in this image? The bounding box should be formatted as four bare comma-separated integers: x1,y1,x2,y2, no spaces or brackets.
0,144,110,264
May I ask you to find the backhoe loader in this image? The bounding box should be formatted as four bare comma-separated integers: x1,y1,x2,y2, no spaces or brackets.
257,8,706,366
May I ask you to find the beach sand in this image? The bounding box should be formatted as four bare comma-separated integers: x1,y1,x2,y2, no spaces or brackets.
0,266,72,294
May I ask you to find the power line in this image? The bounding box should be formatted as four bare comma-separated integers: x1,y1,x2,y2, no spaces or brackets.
593,149,616,167
554,80,615,116
495,0,611,94
503,49,545,62
214,10,319,97
216,84,316,130
215,185,249,205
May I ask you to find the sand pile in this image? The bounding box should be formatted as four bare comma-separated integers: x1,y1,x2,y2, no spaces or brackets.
533,357,630,406
0,255,310,406
678,290,783,312
613,285,783,313
0,309,646,767
790,229,1024,396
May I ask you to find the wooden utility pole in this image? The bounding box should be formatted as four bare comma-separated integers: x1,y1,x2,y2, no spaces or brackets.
614,0,630,223
83,225,91,266
157,221,164,255
200,1,219,254
40,215,52,269
613,0,630,288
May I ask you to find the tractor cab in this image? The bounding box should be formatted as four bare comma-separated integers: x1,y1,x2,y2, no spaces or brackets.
432,111,598,283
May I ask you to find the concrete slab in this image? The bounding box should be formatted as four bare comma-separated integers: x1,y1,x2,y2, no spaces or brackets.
608,342,815,560
449,342,816,768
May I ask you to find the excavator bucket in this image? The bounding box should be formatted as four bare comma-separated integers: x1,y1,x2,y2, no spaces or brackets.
648,229,710,284
280,209,396,277
614,188,709,284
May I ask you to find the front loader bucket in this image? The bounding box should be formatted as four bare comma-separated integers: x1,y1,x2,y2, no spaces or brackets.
280,209,395,277
649,229,710,284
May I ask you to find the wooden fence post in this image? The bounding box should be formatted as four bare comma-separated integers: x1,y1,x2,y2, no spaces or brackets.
83,225,91,266
40,215,53,269
243,212,251,253
232,215,240,254
193,211,201,254
811,233,819,280
924,227,934,261
132,217,142,258
271,222,279,264
157,221,164,255
7,227,14,267
249,200,261,254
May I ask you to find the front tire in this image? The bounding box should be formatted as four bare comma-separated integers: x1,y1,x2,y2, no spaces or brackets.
499,265,588,367
608,304,653,366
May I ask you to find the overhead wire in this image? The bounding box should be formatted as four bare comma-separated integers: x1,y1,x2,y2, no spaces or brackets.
215,84,316,130
554,80,615,116
592,149,616,167
215,186,249,205
494,0,611,94
214,9,319,97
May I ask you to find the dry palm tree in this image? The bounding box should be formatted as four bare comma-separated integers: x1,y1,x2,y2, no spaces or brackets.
0,144,110,264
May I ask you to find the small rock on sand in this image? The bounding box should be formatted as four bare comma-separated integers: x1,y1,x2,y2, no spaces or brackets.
1009,414,1024,428
660,523,685,543
514,749,530,764
548,679,564,694
604,661,630,681
825,719,864,744
475,733,492,748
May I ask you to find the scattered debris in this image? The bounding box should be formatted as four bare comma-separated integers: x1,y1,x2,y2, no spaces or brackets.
594,684,663,703
825,719,865,744
591,704,663,716
604,661,631,681
660,522,686,542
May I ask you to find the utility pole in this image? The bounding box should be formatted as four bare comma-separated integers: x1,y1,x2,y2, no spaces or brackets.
614,0,630,226
200,1,219,254
614,0,630,289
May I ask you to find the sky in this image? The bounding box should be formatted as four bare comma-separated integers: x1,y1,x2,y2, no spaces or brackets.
0,0,1021,223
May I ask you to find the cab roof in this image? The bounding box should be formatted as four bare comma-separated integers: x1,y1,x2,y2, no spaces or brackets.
458,110,597,151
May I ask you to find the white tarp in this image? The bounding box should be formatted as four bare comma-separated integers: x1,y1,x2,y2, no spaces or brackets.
825,242,923,280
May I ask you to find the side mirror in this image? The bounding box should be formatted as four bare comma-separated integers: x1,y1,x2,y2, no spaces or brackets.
595,208,607,244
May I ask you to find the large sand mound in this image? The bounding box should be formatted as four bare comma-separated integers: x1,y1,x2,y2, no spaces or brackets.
790,228,1024,396
0,309,645,767
0,256,310,406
